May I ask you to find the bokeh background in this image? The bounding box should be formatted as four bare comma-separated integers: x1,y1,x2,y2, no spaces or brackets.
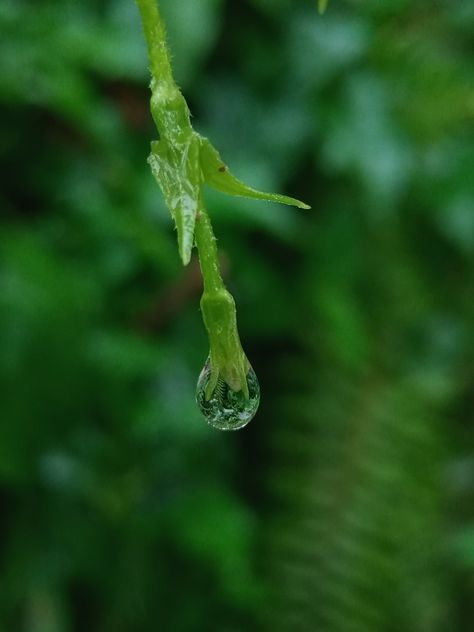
1,0,473,630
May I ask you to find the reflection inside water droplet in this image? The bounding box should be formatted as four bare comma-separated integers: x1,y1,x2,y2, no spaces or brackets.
196,357,260,431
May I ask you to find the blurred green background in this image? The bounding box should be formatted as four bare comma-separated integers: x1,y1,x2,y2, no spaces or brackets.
1,0,473,630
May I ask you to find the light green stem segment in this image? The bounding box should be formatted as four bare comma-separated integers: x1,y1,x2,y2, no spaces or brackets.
194,204,225,295
136,0,172,86
194,205,250,400
137,0,192,145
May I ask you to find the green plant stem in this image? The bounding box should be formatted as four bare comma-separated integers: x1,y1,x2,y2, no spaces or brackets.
136,0,223,294
194,204,226,294
136,0,251,399
136,0,173,85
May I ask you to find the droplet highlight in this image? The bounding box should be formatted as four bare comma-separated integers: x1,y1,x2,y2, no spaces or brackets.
196,358,260,431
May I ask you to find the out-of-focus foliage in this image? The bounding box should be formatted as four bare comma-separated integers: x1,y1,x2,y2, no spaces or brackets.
0,1,473,631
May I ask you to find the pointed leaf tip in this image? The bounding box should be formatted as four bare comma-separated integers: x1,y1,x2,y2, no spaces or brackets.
179,244,192,266
199,136,310,211
297,201,311,210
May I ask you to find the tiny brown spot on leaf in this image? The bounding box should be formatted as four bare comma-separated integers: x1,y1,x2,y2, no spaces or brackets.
218,165,226,172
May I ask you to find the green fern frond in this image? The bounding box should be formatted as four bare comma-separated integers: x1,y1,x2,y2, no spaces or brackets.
264,367,442,632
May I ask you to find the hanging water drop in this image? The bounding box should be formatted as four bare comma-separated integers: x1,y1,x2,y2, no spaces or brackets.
196,357,260,430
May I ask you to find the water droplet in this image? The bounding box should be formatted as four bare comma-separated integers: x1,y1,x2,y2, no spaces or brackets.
196,358,260,431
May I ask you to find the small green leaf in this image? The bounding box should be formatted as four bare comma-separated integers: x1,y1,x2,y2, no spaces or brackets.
199,137,311,210
149,136,201,265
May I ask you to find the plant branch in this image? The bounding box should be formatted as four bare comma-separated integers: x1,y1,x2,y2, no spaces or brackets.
135,0,173,85
194,203,226,295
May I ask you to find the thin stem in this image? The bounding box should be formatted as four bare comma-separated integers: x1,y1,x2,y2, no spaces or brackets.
194,203,226,294
136,0,253,403
136,0,173,85
136,0,226,294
